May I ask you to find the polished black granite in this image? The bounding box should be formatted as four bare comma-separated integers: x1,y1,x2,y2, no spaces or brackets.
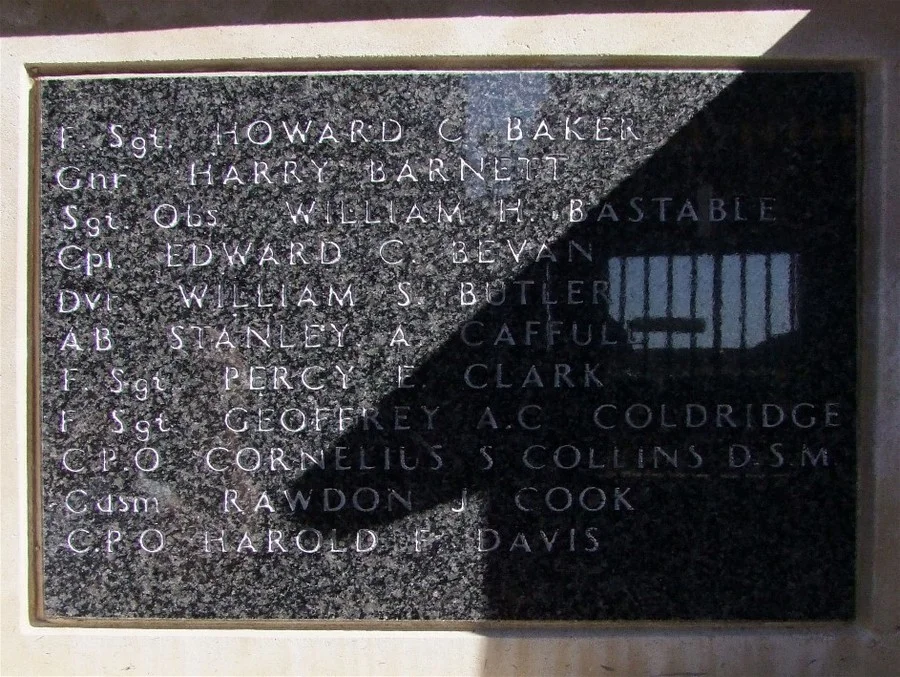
38,72,857,621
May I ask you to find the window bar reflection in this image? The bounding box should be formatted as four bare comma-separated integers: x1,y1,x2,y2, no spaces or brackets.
765,253,773,340
642,253,651,350
607,252,798,351
618,255,627,342
791,253,800,334
739,253,747,350
666,254,674,349
690,255,698,350
713,254,723,353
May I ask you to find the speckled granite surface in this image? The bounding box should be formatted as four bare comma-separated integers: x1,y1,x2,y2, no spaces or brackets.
38,72,857,621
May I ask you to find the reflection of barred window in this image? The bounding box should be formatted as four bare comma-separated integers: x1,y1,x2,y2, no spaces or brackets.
607,254,799,350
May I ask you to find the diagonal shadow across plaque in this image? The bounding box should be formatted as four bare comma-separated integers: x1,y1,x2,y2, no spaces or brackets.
37,71,857,622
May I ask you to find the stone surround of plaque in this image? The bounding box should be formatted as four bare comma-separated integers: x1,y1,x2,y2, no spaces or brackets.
36,71,858,622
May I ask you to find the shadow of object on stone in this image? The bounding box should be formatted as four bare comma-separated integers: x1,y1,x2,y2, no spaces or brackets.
2,0,823,37
286,71,857,621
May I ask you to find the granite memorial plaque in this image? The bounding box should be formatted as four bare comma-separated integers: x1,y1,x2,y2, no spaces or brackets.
36,71,858,622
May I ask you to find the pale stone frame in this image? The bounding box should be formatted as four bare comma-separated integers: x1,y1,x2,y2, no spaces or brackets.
1,6,897,675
